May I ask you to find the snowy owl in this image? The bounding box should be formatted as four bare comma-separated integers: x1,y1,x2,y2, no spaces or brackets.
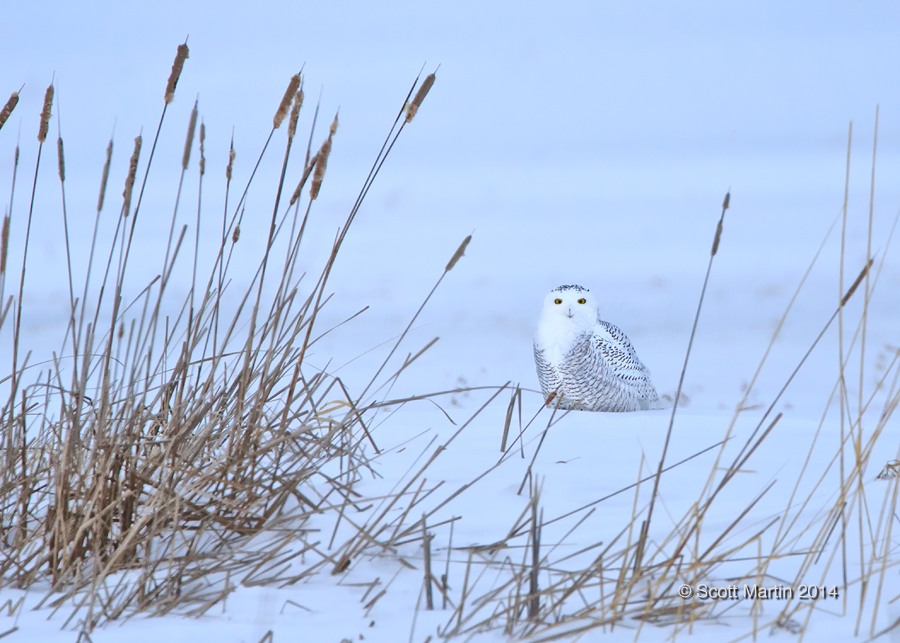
533,285,659,412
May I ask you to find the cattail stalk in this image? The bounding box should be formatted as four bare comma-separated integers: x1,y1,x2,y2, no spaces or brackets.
123,136,142,216
182,100,198,170
165,44,190,104
0,92,18,132
98,140,113,212
640,189,731,571
405,73,436,123
274,74,301,129
38,84,54,142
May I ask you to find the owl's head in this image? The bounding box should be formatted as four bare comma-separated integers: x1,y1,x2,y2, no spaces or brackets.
540,284,599,329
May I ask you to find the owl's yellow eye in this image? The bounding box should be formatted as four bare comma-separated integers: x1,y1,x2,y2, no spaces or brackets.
577,298,586,304
554,298,563,305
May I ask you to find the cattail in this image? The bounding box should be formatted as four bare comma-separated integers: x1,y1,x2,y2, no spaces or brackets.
123,135,142,216
310,139,331,201
310,113,339,201
711,191,730,256
0,92,18,133
199,122,206,176
38,84,54,142
405,73,435,123
288,89,303,139
226,146,236,181
0,214,9,274
445,235,471,272
98,139,113,212
165,43,190,104
711,220,723,256
289,153,317,205
118,323,125,339
841,258,873,307
182,99,198,170
57,137,66,182
232,224,240,243
274,74,301,129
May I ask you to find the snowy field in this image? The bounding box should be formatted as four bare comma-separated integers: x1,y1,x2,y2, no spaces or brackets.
2,2,900,642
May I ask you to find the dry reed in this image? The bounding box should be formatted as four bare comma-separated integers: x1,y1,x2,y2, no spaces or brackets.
199,122,205,176
406,72,436,123
165,43,189,104
0,215,8,274
122,135,142,216
0,92,18,132
309,115,338,200
56,137,65,182
38,84,54,142
446,235,471,272
274,74,301,129
182,99,198,170
226,146,235,181
97,140,112,212
288,89,303,140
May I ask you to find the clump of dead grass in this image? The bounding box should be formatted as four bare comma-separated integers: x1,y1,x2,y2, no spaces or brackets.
0,48,469,635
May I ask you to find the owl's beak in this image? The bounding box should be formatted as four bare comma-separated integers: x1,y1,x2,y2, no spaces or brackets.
566,306,574,318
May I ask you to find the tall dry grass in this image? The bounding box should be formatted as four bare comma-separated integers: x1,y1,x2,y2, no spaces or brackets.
0,45,481,634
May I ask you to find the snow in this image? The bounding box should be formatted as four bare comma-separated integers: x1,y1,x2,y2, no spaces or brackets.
2,1,900,641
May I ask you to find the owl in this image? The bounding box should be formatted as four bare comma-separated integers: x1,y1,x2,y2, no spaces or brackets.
533,285,659,412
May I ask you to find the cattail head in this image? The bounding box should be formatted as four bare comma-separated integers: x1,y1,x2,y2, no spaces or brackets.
310,113,339,201
118,323,125,340
165,43,190,104
0,214,9,274
290,152,317,205
288,89,304,139
199,122,206,176
123,135,142,217
711,191,731,256
182,99,198,170
841,258,873,308
57,137,66,182
405,73,435,123
98,139,113,212
274,74,301,129
226,146,236,181
310,139,331,201
232,224,240,243
711,220,724,257
0,92,19,133
38,84,54,142
445,235,471,272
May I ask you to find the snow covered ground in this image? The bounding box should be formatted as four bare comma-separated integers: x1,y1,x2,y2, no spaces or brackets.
2,2,900,641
